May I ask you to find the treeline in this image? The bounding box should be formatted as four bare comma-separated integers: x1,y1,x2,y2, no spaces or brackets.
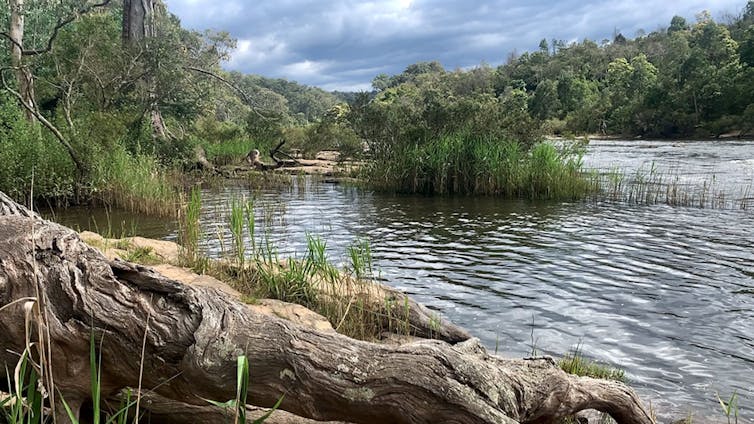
370,2,754,138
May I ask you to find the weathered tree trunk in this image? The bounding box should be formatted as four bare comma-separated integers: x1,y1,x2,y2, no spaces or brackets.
122,0,155,43
8,0,36,120
122,0,167,139
0,192,655,424
129,391,349,424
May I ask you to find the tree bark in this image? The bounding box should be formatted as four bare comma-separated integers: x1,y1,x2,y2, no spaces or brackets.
8,0,36,120
0,192,655,424
122,0,167,139
122,0,155,43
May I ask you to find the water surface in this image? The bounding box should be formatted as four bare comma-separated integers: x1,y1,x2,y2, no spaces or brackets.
49,140,754,421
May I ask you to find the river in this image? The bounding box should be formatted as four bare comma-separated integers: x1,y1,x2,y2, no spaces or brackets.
49,139,754,422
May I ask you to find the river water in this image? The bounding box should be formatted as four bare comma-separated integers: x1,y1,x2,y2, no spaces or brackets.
50,139,754,422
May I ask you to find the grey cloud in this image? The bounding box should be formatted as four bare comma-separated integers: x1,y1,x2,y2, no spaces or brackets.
166,0,746,91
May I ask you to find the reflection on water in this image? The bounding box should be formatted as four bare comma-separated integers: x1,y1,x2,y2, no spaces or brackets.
47,140,754,421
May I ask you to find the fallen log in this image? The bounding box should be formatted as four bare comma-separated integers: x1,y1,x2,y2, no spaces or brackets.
0,192,655,424
129,391,350,424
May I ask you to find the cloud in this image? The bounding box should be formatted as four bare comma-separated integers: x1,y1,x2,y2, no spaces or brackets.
166,0,747,91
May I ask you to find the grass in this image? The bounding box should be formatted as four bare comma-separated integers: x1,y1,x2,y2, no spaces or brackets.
205,356,283,424
366,132,596,200
122,246,160,265
592,165,753,210
203,139,256,166
717,391,739,424
94,148,179,217
558,345,626,383
347,238,374,280
366,131,753,210
176,194,413,341
178,187,203,268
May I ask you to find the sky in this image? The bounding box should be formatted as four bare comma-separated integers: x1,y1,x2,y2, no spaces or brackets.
165,0,748,92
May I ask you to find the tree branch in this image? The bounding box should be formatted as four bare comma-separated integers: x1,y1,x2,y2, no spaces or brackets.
0,0,113,56
183,66,272,120
0,67,84,174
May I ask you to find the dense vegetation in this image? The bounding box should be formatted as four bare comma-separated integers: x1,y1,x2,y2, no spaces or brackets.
369,4,754,138
0,1,340,207
1,0,753,206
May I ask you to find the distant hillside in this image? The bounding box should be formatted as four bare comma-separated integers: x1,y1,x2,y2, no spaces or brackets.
225,72,357,124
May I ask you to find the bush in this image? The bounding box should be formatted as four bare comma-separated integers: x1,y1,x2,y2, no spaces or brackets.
0,97,77,203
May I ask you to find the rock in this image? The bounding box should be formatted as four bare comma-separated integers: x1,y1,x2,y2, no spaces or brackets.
126,236,180,263
152,264,243,298
249,299,334,333
151,265,333,332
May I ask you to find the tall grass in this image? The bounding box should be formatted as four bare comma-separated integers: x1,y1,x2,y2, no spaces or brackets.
178,187,203,268
367,132,595,200
202,139,281,167
593,165,753,210
94,147,179,216
347,238,374,280
202,139,256,166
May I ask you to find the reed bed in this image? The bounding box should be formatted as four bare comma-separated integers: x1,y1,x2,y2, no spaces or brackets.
202,139,256,166
590,166,754,210
366,132,596,200
94,148,180,217
366,132,753,210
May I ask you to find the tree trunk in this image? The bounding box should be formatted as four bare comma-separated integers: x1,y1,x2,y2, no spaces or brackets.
8,0,36,120
0,191,655,424
122,0,167,139
122,0,155,43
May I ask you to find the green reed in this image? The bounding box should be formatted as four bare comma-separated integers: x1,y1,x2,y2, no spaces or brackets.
95,148,179,217
592,165,753,210
202,139,255,166
229,198,246,267
179,187,202,267
558,344,626,383
347,238,373,280
366,132,595,200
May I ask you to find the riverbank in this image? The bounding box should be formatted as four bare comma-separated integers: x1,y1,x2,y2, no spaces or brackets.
1,196,662,423
73,229,647,424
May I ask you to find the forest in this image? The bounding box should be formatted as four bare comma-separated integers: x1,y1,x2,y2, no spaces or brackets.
1,0,753,205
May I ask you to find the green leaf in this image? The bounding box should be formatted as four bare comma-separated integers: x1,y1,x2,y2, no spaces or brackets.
252,395,285,424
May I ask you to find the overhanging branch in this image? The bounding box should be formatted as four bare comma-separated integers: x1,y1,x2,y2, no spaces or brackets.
183,66,272,120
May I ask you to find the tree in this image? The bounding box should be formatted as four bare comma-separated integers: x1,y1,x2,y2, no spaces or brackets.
529,79,560,119
668,15,689,34
6,0,35,118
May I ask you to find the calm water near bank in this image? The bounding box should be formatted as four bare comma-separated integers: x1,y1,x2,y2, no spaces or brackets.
48,139,754,421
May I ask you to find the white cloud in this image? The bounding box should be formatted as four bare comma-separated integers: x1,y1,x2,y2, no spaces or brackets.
281,60,333,79
167,0,748,91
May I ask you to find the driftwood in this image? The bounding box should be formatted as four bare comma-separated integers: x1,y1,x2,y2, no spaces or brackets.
0,192,655,424
246,139,300,171
128,391,349,424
